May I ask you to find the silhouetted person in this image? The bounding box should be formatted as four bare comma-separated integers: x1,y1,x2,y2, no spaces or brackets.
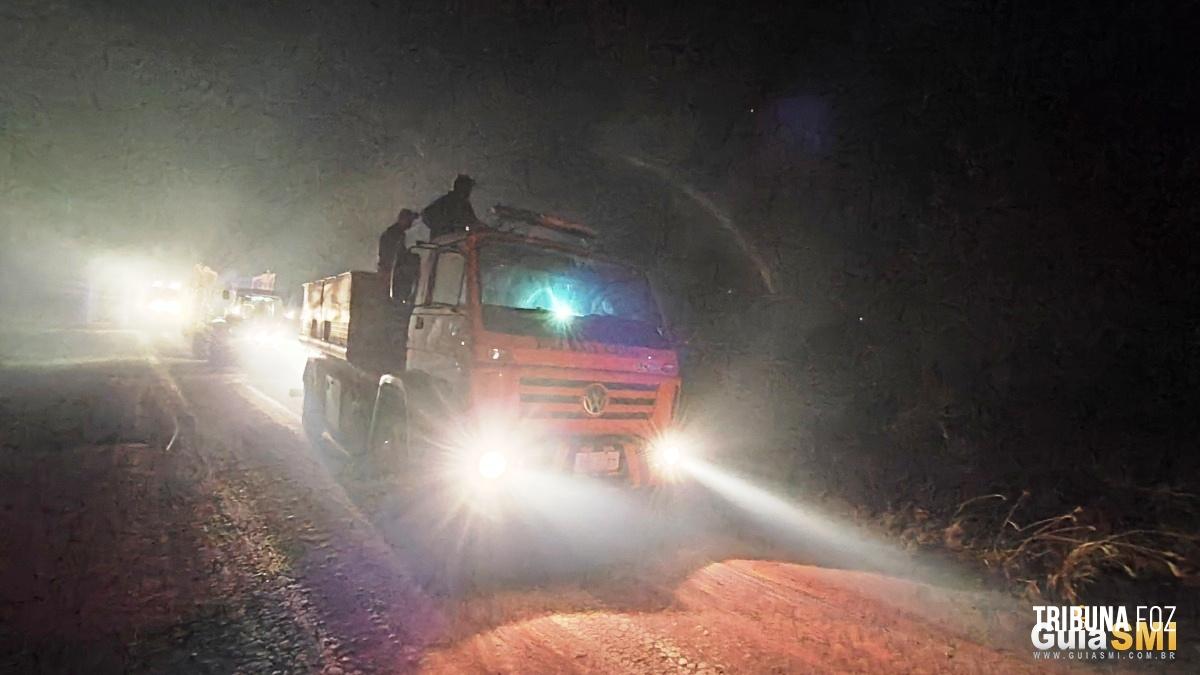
422,174,480,239
378,208,419,274
376,209,421,370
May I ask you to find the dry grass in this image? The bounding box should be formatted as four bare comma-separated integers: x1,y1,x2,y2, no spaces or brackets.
940,491,1200,602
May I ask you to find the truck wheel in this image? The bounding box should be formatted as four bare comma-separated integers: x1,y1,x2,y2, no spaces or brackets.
374,419,408,474
402,374,451,456
344,382,374,456
301,363,325,447
368,384,411,474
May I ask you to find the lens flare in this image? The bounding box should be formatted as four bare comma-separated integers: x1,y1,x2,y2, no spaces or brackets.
545,289,579,324
519,285,580,325
550,298,577,323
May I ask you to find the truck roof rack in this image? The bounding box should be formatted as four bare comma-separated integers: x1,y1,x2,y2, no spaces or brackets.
490,204,597,245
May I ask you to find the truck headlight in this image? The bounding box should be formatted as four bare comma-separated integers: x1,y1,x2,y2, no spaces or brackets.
650,431,690,475
477,450,508,480
658,442,683,468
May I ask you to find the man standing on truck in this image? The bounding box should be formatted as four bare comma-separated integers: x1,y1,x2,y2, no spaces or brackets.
421,174,481,238
377,208,420,275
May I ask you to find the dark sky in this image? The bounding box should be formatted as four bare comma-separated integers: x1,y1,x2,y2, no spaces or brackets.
2,1,771,283
2,0,1197,324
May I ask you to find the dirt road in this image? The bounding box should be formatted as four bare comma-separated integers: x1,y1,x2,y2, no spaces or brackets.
0,333,1057,673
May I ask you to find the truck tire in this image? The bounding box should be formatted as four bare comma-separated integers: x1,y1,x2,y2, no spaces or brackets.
396,375,442,474
343,381,374,456
301,360,325,447
368,386,410,473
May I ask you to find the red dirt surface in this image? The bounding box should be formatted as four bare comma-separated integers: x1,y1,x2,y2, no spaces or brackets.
422,560,1045,674
1,354,1079,674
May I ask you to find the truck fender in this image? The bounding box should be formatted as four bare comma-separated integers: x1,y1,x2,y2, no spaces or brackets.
386,371,456,459
395,371,455,434
302,357,322,391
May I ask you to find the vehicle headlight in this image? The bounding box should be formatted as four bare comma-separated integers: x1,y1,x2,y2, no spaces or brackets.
650,431,690,475
453,412,535,489
658,441,683,467
477,450,508,480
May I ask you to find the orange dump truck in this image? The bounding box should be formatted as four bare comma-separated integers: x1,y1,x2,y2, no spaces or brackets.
299,208,686,490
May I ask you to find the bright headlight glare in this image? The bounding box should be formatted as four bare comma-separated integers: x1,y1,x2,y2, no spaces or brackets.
477,450,508,480
651,432,691,473
242,328,292,347
659,442,683,466
148,299,182,315
551,304,575,323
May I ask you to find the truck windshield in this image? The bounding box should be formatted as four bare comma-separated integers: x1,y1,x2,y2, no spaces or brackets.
478,242,669,348
235,294,280,320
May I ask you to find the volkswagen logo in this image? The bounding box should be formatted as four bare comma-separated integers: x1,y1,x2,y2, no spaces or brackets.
581,383,609,417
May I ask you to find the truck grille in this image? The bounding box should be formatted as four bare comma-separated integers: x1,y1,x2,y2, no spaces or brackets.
519,377,658,420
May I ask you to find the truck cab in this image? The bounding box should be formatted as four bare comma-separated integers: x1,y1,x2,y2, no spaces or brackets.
192,287,290,362
300,216,686,490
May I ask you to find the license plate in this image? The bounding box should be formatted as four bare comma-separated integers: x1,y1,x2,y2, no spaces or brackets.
573,449,621,474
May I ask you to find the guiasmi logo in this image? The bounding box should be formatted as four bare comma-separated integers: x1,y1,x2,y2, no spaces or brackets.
1031,605,1178,661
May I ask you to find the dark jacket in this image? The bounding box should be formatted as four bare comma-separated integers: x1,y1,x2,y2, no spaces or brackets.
378,209,419,273
422,176,480,239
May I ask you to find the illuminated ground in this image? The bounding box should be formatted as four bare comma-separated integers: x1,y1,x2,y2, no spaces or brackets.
0,329,1056,674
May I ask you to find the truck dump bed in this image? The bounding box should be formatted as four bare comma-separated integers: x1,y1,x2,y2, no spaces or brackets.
299,271,405,373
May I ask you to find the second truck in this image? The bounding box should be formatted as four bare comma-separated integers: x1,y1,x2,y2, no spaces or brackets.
299,206,688,494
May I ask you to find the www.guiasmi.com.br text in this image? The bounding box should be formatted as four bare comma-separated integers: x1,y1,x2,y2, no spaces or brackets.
1032,651,1176,661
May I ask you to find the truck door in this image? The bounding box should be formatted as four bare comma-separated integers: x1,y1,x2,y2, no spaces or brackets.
407,249,469,392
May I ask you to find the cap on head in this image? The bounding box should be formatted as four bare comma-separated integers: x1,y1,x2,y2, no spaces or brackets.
453,174,475,192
